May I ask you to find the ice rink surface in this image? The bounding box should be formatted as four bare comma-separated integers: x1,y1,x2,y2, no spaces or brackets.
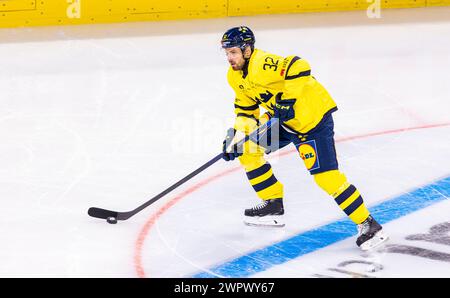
0,7,449,277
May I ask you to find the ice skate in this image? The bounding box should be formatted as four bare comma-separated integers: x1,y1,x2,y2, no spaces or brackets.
356,215,389,251
244,199,285,227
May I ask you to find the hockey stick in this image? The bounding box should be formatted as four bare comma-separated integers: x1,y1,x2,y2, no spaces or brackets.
87,118,279,223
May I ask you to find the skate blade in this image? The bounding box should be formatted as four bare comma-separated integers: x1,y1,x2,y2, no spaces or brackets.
360,230,389,251
244,215,285,227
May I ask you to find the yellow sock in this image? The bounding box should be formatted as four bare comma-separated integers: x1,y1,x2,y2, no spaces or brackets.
246,163,283,200
314,170,370,224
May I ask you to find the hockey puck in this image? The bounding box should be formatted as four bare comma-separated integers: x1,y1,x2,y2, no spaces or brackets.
106,217,117,224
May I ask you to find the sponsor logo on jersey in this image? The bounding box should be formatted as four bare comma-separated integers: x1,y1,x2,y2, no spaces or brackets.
280,58,289,77
299,140,320,170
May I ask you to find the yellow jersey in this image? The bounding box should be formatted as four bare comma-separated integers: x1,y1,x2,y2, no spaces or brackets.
227,48,337,134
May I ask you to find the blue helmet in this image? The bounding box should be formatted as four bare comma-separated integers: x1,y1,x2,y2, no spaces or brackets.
221,26,255,52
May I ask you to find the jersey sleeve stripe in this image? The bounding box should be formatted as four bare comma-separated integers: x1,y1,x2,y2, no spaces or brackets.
285,70,311,80
234,103,259,111
285,56,301,79
236,113,258,122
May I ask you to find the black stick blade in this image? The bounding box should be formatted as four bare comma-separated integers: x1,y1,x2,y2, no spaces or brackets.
88,207,118,219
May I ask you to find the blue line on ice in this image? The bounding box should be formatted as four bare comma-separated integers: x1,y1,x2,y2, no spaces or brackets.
192,175,450,277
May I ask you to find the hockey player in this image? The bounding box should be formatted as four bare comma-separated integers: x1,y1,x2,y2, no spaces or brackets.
220,26,388,251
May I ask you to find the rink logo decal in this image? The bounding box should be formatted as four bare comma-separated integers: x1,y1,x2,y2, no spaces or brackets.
298,140,319,170
192,175,450,278
312,221,450,277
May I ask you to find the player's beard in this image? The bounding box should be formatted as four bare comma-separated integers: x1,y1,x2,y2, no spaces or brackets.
230,60,244,71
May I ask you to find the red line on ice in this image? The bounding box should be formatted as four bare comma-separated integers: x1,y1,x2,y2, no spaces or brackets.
134,122,450,277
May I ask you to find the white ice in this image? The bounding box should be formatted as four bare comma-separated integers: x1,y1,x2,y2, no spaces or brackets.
0,7,449,277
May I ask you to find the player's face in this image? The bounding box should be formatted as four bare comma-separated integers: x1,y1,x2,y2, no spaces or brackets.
224,47,246,71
